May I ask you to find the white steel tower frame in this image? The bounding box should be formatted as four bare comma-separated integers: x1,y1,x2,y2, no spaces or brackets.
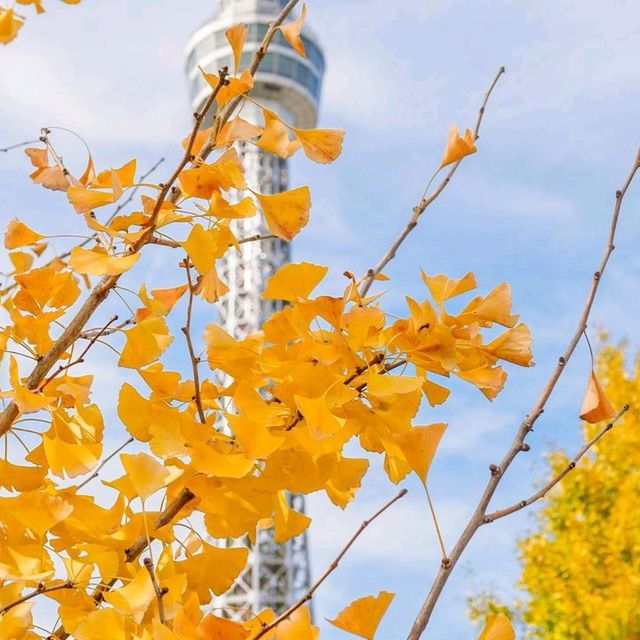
184,0,325,619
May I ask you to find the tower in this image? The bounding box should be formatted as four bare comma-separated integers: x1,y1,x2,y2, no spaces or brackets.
184,0,325,620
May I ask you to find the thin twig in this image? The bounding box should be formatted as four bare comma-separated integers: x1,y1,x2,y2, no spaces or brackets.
252,488,408,640
76,436,135,490
484,404,629,523
406,145,640,640
181,260,206,423
143,557,167,624
360,66,505,297
149,232,278,250
0,581,74,615
40,315,118,389
0,139,38,153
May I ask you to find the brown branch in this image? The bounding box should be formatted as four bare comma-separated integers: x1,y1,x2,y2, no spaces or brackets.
406,146,640,640
0,580,74,615
76,436,135,491
0,139,39,153
359,66,505,297
484,404,629,523
51,487,196,639
252,488,408,640
40,315,118,390
181,260,206,423
149,232,278,250
143,557,167,624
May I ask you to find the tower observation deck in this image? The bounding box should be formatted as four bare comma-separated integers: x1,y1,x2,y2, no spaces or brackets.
184,0,325,620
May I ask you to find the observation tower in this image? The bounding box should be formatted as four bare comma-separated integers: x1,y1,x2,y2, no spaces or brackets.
184,0,325,620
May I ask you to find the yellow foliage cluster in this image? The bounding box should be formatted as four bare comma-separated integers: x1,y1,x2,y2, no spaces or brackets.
0,5,532,640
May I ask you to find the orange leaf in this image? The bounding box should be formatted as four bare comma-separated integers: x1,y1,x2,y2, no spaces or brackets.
226,23,247,72
216,116,262,146
274,606,317,640
279,3,307,58
395,423,446,484
478,613,515,640
256,186,311,240
440,125,477,168
579,369,616,423
4,219,45,249
69,246,140,276
257,109,301,158
421,270,477,304
120,451,182,500
329,591,395,640
292,126,345,164
0,8,24,45
263,261,328,301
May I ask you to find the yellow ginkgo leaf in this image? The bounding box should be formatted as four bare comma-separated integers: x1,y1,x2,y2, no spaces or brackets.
274,491,311,543
199,613,249,640
67,185,115,213
202,68,254,107
9,356,54,414
0,8,23,45
395,423,446,484
217,116,262,147
421,270,477,305
579,369,616,423
226,23,247,72
440,124,477,168
69,246,140,276
103,567,155,618
119,316,174,369
4,219,45,249
485,324,533,367
478,613,515,640
120,451,182,500
329,591,395,640
208,191,257,219
263,261,328,301
292,127,345,164
256,186,311,241
279,3,307,58
274,606,317,640
257,109,301,159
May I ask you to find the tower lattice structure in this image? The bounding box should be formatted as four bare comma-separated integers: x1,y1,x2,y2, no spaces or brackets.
184,0,325,620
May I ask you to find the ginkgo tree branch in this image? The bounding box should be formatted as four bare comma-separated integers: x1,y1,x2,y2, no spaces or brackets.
0,1,301,441
406,145,640,640
484,403,630,523
149,232,279,249
76,436,135,491
359,66,505,297
181,260,206,423
143,557,167,625
252,488,408,640
0,581,74,616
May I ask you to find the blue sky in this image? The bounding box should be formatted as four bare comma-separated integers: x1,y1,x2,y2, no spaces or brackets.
2,1,640,638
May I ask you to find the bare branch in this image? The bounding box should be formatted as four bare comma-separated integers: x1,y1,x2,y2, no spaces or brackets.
0,581,74,616
181,260,206,423
406,145,640,640
360,66,505,297
76,436,135,491
143,557,167,624
252,488,408,640
485,404,629,523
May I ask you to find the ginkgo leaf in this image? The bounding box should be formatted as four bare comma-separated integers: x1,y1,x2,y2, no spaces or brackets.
202,68,254,107
263,262,328,301
579,369,616,423
9,356,54,414
256,186,311,241
67,185,115,213
456,366,507,400
226,23,247,72
0,8,23,45
208,191,257,219
120,452,182,500
478,613,515,640
421,270,477,305
279,3,307,57
217,116,262,146
273,491,311,543
329,591,395,640
5,219,45,249
292,127,345,164
119,316,174,369
69,246,140,276
25,146,68,191
195,266,230,303
103,567,155,619
199,613,249,640
257,109,301,159
395,423,446,484
182,224,218,275
485,324,533,367
274,606,317,640
440,125,477,168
